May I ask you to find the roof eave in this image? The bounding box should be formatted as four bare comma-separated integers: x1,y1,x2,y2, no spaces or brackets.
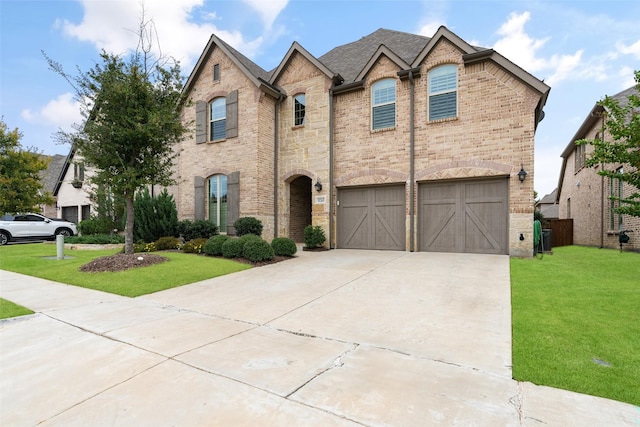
270,41,338,85
354,44,411,81
411,26,476,68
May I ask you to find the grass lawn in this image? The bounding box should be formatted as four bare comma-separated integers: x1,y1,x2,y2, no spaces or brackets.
511,245,640,406
0,298,34,319
0,243,251,297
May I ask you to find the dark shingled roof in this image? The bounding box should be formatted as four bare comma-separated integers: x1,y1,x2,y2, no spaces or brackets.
318,29,432,83
215,37,271,82
40,154,66,193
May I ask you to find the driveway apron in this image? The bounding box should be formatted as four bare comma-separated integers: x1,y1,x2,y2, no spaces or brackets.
1,250,638,426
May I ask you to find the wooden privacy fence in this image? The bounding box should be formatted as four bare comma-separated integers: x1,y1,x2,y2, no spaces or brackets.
546,219,573,247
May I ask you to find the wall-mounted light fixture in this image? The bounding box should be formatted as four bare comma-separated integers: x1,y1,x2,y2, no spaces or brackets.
314,178,322,192
518,166,527,183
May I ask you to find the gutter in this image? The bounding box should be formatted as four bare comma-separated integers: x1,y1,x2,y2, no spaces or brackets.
274,93,285,238
409,70,416,252
329,86,335,248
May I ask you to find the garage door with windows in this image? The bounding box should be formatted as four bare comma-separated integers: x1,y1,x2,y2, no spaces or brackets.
338,185,405,250
419,178,508,254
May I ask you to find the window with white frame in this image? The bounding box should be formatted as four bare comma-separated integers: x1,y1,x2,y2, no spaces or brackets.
428,64,457,121
209,97,226,140
371,79,396,130
209,174,228,229
294,93,306,126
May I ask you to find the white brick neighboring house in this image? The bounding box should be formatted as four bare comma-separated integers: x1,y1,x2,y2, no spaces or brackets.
174,26,550,256
557,86,639,251
53,149,93,224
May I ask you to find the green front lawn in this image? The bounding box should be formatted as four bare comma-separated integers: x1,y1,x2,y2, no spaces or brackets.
0,243,251,297
511,246,640,406
0,298,34,319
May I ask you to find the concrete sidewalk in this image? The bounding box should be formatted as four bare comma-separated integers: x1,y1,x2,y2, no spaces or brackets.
1,250,638,426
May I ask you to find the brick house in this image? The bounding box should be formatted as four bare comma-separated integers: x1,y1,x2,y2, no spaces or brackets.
174,26,549,256
556,85,639,251
52,149,93,224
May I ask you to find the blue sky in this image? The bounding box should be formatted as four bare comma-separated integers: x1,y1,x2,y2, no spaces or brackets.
1,0,639,196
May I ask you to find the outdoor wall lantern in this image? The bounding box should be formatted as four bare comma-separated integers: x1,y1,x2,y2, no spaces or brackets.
315,178,322,192
518,166,528,183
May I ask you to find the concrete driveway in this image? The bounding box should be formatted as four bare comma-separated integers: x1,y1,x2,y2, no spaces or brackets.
1,250,637,426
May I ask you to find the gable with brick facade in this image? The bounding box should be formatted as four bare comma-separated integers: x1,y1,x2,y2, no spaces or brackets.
175,26,549,256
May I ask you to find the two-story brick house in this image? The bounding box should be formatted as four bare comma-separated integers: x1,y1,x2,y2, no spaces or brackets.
174,26,549,256
556,85,639,251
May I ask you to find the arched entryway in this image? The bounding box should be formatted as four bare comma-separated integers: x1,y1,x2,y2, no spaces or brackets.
289,176,312,243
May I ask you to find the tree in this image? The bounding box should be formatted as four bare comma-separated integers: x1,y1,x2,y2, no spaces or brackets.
0,119,54,214
46,18,189,253
578,70,640,218
134,188,178,242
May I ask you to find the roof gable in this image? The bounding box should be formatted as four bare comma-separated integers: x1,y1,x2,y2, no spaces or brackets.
411,26,476,67
354,44,410,81
270,41,339,85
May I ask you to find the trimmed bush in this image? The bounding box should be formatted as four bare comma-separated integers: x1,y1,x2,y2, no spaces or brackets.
203,235,231,256
78,217,118,235
134,188,179,242
177,219,219,241
132,241,158,253
155,236,181,251
271,237,297,256
304,225,326,248
182,238,208,254
221,237,244,258
234,216,263,237
243,238,274,262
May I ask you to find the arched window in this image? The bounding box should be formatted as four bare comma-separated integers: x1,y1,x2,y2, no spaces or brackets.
371,79,396,130
294,93,306,126
428,64,457,121
209,174,228,228
209,97,226,140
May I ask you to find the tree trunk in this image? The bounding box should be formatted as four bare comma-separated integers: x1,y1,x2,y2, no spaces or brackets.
124,194,135,254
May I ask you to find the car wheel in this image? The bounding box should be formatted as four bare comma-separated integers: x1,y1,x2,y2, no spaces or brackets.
55,228,72,237
0,231,9,245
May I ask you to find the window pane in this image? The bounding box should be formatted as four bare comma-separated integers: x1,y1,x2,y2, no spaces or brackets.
211,119,226,140
208,175,228,228
429,92,457,120
429,65,457,94
294,94,305,126
373,103,395,129
210,98,225,120
372,80,395,105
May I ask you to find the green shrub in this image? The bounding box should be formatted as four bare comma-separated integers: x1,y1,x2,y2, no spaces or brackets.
134,188,179,242
304,225,326,248
177,219,219,241
78,217,118,235
203,235,231,256
243,238,274,262
182,238,208,254
271,237,297,256
234,216,263,237
155,236,181,251
65,234,125,244
132,241,158,253
221,237,244,258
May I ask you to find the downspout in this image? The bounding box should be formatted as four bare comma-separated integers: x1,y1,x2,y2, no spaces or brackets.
600,114,605,248
274,94,285,238
329,87,335,248
409,70,416,252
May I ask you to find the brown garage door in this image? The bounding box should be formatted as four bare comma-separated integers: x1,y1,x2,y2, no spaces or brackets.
419,178,508,254
338,185,405,250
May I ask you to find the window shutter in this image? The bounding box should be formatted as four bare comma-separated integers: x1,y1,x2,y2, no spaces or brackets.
226,90,238,139
226,171,240,234
195,101,206,144
194,176,205,220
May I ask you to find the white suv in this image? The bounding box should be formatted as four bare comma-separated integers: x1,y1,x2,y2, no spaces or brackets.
0,213,78,245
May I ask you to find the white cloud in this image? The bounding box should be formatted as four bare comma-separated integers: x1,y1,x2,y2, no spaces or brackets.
21,93,83,131
242,0,289,29
618,66,636,89
616,39,640,59
59,0,277,69
493,11,584,86
418,21,443,37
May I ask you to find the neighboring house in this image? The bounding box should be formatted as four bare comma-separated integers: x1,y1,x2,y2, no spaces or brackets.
174,26,550,256
53,149,93,224
535,189,559,221
39,154,66,218
556,85,639,251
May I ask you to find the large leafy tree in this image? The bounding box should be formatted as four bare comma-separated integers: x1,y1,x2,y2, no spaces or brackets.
578,70,640,218
47,19,189,254
0,119,54,214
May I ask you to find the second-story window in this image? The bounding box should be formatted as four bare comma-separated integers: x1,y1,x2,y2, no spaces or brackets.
372,79,396,130
213,63,220,82
294,94,306,126
429,64,457,121
210,97,226,141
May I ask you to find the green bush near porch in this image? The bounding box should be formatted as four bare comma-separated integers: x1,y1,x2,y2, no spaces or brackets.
511,245,640,406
